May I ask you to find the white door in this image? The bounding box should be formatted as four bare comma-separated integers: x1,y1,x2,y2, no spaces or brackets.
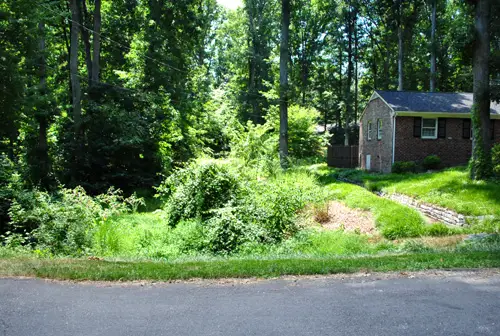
366,155,371,171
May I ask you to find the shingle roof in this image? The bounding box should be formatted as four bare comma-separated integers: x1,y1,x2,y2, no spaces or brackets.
375,91,500,115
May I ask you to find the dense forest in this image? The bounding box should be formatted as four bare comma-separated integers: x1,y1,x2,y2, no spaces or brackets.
1,0,500,249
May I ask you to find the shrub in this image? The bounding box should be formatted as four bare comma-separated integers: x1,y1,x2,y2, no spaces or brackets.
9,187,138,255
286,105,324,159
424,222,463,236
398,240,435,253
0,156,22,235
392,161,417,174
422,155,441,170
493,143,500,177
267,105,324,159
204,207,262,254
156,160,241,226
230,121,276,166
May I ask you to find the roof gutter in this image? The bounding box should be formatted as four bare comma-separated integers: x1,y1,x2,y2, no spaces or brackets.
395,111,500,119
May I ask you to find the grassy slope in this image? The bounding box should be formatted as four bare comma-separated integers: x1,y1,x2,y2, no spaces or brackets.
328,166,500,216
1,252,499,281
2,164,497,281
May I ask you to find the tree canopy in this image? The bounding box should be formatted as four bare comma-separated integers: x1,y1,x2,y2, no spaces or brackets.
1,0,499,193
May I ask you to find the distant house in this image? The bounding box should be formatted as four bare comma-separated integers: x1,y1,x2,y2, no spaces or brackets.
359,91,500,173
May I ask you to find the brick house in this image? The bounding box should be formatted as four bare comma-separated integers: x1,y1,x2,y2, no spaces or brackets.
359,91,500,173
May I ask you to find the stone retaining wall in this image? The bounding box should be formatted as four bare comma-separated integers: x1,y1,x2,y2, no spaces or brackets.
381,192,467,227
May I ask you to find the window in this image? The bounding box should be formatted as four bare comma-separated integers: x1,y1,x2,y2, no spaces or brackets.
421,118,438,139
367,121,373,140
377,119,383,140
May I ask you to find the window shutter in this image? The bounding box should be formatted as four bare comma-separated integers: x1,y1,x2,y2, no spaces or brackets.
413,117,422,137
462,119,471,139
490,120,495,140
438,119,446,139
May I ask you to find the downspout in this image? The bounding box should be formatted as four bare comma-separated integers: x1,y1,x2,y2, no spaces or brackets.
392,114,397,166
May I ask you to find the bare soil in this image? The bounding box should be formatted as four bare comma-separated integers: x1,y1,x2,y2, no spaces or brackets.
320,201,376,234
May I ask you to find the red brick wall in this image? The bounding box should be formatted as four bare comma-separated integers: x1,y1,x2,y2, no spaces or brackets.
359,98,394,173
395,117,500,167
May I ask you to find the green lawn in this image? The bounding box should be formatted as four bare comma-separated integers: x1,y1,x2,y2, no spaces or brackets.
1,251,500,281
321,166,500,217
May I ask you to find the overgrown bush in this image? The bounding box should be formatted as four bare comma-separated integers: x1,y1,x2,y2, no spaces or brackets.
8,187,139,255
422,155,441,170
156,160,241,226
267,105,324,159
230,121,276,166
392,161,417,174
0,156,17,235
492,143,500,177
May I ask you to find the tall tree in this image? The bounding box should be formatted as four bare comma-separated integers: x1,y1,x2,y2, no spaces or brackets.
279,0,290,166
430,0,437,92
470,0,492,180
397,0,404,91
34,21,51,188
69,0,83,179
91,0,101,84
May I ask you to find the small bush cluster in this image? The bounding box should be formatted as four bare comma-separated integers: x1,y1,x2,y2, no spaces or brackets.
493,143,500,177
8,187,142,255
422,155,442,170
392,155,442,173
392,161,417,174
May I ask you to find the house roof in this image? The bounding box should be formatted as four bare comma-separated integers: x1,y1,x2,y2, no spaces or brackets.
375,91,500,116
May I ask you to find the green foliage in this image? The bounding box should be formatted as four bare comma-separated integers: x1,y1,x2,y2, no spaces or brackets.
267,105,324,159
456,234,500,253
398,240,434,254
422,155,442,170
0,156,17,234
230,121,276,166
392,161,417,174
156,160,241,226
492,143,500,177
204,207,262,254
295,230,396,256
9,187,139,255
156,163,327,254
424,223,463,237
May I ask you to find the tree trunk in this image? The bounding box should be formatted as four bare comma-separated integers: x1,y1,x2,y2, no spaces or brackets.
397,0,404,91
279,0,290,167
77,0,92,85
344,5,354,146
383,36,390,90
69,0,83,180
36,22,51,189
430,0,437,92
337,38,343,131
91,0,101,84
354,8,359,122
470,0,492,180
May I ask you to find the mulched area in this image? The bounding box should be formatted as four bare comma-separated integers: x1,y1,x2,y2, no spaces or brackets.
319,201,376,234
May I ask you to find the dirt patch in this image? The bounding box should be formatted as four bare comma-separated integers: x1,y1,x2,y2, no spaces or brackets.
319,201,376,234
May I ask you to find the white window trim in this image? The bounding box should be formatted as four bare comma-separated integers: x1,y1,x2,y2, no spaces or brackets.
377,119,383,140
367,121,373,141
421,118,438,139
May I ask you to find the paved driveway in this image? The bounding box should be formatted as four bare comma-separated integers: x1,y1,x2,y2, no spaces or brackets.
1,270,499,336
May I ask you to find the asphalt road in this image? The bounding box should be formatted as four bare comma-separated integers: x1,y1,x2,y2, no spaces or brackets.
1,270,500,336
